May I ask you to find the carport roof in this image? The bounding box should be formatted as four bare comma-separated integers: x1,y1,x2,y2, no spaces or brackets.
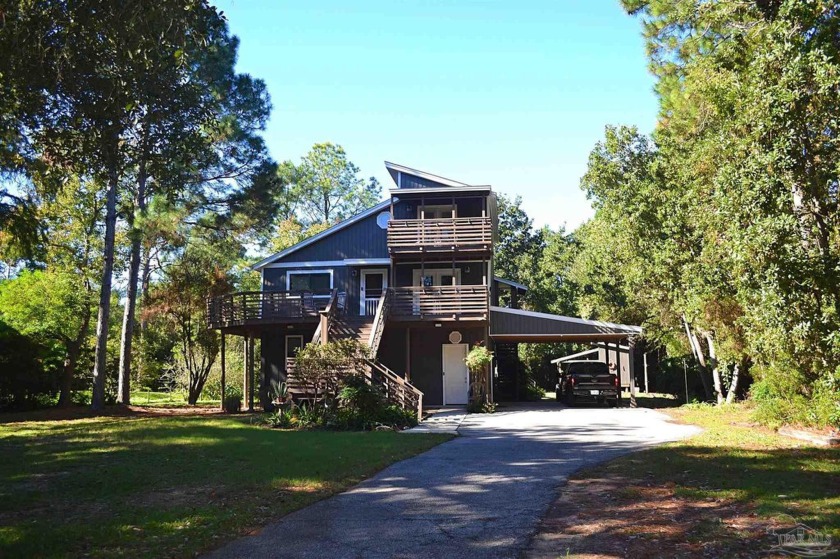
490,306,642,343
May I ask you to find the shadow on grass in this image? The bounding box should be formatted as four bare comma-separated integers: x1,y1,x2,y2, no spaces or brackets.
535,442,840,557
0,416,450,558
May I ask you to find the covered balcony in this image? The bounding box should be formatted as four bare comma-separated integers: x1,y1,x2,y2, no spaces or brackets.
387,217,492,256
389,285,489,321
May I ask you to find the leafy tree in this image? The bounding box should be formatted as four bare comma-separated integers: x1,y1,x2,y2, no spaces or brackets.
146,238,234,405
494,194,544,291
0,270,92,406
113,4,277,405
285,143,381,226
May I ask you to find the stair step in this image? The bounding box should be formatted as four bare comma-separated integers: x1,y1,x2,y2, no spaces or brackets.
329,318,374,343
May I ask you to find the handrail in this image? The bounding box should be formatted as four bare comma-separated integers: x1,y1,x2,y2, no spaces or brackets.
364,358,424,422
206,290,332,329
367,289,391,357
387,216,492,254
389,285,489,319
313,289,339,345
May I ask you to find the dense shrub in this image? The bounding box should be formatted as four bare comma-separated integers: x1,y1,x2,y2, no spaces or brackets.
751,368,840,429
261,374,418,431
0,321,58,410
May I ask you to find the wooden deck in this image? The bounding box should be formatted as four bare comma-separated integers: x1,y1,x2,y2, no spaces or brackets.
389,285,489,321
387,217,492,256
206,290,331,330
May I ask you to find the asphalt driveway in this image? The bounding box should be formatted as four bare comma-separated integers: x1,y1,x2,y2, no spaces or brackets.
206,403,700,559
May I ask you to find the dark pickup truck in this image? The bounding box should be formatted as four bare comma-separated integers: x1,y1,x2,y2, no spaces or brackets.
555,360,620,407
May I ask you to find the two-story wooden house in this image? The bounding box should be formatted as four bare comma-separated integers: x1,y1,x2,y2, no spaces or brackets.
207,162,642,417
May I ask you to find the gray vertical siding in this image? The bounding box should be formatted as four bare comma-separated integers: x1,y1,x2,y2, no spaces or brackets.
405,324,485,406
275,211,389,262
261,324,318,394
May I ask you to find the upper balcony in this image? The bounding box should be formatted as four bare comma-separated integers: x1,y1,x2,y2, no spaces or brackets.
387,217,492,257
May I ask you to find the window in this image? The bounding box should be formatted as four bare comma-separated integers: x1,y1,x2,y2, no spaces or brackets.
413,268,462,286
285,335,304,359
286,270,333,292
421,204,455,219
376,211,391,229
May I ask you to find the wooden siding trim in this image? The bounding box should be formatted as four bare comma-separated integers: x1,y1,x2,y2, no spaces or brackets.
262,258,391,269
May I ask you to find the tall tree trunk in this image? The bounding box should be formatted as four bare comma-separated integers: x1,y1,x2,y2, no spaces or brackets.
704,331,724,405
58,307,92,407
117,156,148,404
682,315,712,400
91,165,119,411
726,362,740,405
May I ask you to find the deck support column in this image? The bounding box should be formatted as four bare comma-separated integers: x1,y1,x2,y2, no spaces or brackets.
243,336,251,411
405,328,411,382
220,334,226,412
248,334,255,412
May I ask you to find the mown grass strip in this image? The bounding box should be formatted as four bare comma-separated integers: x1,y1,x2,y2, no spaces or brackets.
0,414,450,558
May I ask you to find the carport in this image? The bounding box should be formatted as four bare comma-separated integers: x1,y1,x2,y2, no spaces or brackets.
488,306,643,401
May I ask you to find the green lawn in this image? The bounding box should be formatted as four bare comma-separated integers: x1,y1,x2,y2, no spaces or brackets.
0,414,450,558
572,403,839,549
129,390,220,408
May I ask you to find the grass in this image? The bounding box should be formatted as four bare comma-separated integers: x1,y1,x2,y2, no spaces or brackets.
129,390,220,408
0,413,451,558
655,403,840,533
546,402,839,557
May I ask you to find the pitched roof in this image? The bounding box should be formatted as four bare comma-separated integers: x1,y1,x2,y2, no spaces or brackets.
250,200,390,270
385,161,471,188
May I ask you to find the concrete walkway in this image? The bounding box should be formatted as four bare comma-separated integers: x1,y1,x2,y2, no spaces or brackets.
206,404,700,559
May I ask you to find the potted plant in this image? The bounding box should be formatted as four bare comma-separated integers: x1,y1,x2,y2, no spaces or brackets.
223,386,243,413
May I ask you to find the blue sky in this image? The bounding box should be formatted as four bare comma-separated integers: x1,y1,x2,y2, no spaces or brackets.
216,0,658,231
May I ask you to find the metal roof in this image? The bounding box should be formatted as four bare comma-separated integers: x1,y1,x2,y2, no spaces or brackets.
490,306,642,343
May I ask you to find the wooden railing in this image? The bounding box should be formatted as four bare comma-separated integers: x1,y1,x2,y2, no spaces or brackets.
312,289,339,345
387,217,492,254
367,289,391,357
390,285,489,320
206,290,332,329
284,356,423,422
365,358,424,422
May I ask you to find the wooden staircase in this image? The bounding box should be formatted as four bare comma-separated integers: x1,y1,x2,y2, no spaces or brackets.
328,317,375,345
304,290,423,421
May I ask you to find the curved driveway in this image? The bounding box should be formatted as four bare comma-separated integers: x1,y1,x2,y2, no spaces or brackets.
206,404,699,559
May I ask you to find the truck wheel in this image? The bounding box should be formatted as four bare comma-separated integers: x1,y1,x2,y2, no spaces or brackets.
608,399,618,408
564,392,575,407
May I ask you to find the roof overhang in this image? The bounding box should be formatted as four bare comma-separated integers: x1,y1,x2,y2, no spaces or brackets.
494,277,528,291
250,200,391,270
389,186,492,196
385,161,470,188
489,306,642,343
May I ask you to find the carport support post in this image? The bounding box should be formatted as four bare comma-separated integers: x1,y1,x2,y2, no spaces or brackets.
643,351,649,394
628,338,637,408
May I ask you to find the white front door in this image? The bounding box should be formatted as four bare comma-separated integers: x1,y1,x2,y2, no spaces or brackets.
442,343,469,405
360,269,387,316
